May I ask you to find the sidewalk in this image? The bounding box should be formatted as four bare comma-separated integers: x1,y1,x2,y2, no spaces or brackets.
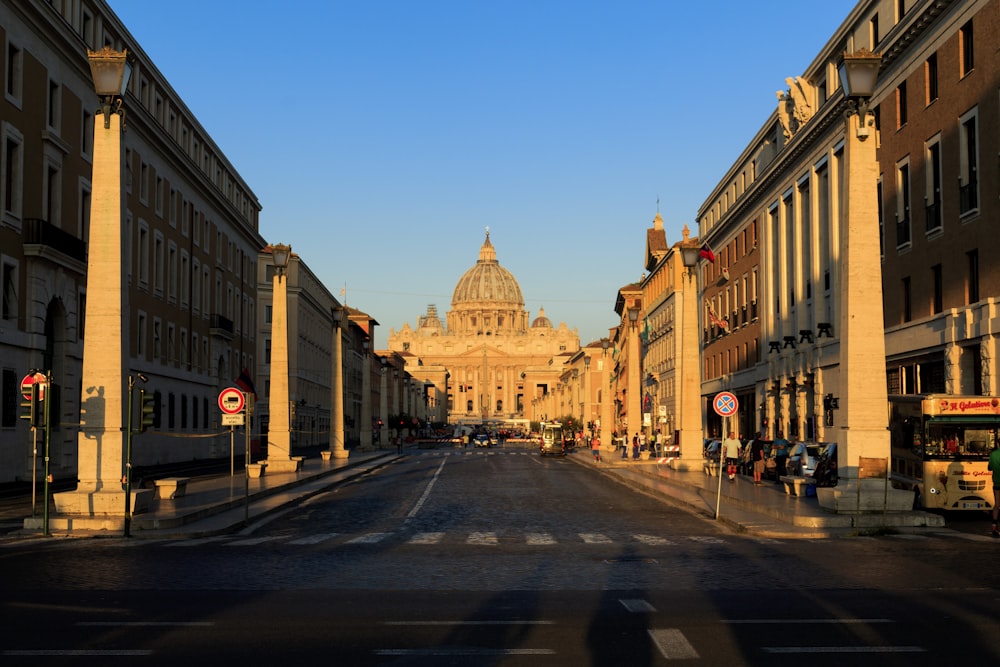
2,450,397,540
570,450,944,539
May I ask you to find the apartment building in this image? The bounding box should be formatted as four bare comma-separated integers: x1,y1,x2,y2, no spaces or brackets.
0,0,264,483
694,0,998,442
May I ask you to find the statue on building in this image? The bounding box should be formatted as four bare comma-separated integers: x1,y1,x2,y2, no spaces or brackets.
776,76,815,140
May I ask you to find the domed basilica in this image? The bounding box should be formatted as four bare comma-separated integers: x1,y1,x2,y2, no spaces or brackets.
387,230,580,425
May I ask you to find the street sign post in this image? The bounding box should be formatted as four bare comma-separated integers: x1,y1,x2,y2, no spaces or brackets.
712,391,739,520
218,387,245,415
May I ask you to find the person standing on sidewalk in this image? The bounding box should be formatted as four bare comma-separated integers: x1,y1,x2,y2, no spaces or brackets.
751,435,766,484
989,443,1000,537
772,431,790,479
591,434,602,462
632,433,640,460
722,431,741,480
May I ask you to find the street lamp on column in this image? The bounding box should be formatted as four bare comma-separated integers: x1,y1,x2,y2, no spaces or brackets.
627,305,641,443
53,47,133,522
331,307,348,458
822,48,904,512
675,243,703,471
266,244,297,471
600,337,612,453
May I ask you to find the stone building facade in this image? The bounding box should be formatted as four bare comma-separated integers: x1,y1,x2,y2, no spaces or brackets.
387,231,580,426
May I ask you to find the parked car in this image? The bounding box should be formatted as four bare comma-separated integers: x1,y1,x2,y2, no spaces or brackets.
800,443,824,477
812,443,838,487
473,432,493,448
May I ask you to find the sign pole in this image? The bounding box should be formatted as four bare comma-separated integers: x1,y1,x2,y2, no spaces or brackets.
230,425,235,477
42,371,52,537
711,391,739,522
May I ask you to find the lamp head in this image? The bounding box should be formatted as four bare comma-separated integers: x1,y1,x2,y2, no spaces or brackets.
270,243,291,271
838,48,881,99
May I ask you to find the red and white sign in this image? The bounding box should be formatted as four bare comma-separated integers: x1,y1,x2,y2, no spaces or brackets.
713,391,739,417
20,372,47,401
218,387,246,414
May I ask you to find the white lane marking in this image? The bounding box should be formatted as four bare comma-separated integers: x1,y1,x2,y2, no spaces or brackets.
579,533,613,544
408,532,445,544
376,648,555,656
620,599,656,612
634,534,672,545
164,536,229,547
287,532,340,545
382,620,555,626
347,532,390,544
3,650,154,656
526,533,556,545
724,618,893,624
467,531,498,545
405,457,448,521
686,536,724,544
225,536,283,546
78,621,214,627
648,628,700,660
762,646,925,653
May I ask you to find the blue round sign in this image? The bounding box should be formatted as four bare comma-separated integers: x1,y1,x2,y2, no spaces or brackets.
713,391,739,417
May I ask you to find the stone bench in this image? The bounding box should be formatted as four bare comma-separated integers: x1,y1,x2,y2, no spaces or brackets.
247,463,266,478
153,477,191,499
779,475,816,497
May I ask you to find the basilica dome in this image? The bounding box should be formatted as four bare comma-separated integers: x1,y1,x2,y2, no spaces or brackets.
451,231,524,308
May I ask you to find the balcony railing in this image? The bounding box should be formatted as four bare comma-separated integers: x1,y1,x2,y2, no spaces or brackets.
959,180,978,214
896,217,911,247
924,201,941,233
24,218,86,262
209,313,233,339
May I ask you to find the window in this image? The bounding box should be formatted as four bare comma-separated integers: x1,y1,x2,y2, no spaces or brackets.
5,41,23,105
139,161,149,203
902,277,912,322
869,15,879,50
137,222,149,288
925,54,938,104
137,312,147,358
967,250,979,304
959,111,978,214
47,80,61,132
2,127,24,219
153,232,164,296
896,161,911,246
896,81,907,128
931,265,942,315
925,139,942,232
960,20,974,77
2,259,17,321
81,109,93,158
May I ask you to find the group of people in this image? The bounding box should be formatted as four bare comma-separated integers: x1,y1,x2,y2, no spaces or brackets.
720,430,808,484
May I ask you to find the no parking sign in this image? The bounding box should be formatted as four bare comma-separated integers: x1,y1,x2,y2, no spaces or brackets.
713,391,738,417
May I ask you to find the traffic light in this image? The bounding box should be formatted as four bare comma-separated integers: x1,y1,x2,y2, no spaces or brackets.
139,388,157,432
20,384,41,427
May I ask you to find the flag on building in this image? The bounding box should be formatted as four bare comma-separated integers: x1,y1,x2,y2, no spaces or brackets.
699,242,715,262
236,368,257,398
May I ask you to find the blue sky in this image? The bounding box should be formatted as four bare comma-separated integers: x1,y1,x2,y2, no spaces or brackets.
108,0,857,348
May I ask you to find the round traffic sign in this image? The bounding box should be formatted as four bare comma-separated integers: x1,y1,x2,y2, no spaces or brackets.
713,391,739,417
218,387,246,414
20,372,46,400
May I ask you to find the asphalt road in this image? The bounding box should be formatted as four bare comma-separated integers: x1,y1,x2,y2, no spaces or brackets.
2,449,998,665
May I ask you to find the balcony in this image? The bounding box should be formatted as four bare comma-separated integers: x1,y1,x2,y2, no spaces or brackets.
209,313,234,340
23,218,86,264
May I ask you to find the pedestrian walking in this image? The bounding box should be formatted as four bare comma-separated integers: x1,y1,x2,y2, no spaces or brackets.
396,434,403,455
722,431,741,480
989,443,1000,538
591,434,602,462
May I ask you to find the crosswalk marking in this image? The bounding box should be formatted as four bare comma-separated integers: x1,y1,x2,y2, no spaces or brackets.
153,530,783,549
649,628,700,660
287,532,340,545
347,532,391,544
408,532,445,544
226,536,283,546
